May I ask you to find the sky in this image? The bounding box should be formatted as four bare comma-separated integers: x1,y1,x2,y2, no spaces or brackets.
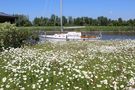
0,0,135,20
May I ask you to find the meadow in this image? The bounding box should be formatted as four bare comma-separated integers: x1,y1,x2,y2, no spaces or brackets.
0,40,135,90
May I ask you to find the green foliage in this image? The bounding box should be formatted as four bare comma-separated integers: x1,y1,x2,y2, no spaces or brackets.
33,15,61,26
0,22,17,32
12,13,135,27
0,23,39,51
33,17,47,26
97,16,108,26
13,14,32,26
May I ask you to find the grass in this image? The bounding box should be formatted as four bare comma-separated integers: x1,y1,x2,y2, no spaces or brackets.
0,40,135,89
85,26,135,31
17,26,135,32
18,26,61,31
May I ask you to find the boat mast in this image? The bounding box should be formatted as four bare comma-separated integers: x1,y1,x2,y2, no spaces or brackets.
60,0,63,32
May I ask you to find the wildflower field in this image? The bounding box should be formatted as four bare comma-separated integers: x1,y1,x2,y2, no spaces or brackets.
0,40,135,90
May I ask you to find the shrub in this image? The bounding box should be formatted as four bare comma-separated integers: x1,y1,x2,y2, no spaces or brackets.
0,23,39,51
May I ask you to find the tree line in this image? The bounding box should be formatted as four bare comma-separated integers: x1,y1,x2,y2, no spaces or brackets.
13,14,135,27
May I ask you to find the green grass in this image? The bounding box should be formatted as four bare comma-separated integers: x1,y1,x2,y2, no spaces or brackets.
18,26,61,31
85,26,135,31
0,41,135,89
17,26,135,31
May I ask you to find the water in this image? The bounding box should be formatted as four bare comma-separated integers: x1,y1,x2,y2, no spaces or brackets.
102,34,135,40
39,31,135,42
101,31,135,40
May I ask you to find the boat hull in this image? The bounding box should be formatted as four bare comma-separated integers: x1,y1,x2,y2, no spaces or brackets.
40,35,101,41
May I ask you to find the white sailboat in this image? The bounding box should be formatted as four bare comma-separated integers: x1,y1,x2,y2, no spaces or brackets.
41,0,102,41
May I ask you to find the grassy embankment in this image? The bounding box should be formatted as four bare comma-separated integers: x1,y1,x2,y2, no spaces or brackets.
0,41,135,89
18,26,135,31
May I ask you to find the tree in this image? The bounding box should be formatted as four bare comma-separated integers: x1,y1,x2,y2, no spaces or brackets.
88,18,93,25
33,17,40,26
97,16,108,26
14,14,32,26
67,16,74,26
127,19,134,26
62,16,67,26
118,18,123,26
74,17,84,26
50,14,56,26
112,20,119,26
14,13,135,27
83,17,90,26
33,17,46,26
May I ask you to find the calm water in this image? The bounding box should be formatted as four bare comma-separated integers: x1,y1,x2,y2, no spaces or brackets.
39,31,135,42
101,31,135,40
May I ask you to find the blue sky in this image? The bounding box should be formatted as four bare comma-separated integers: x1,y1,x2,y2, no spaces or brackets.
0,0,135,20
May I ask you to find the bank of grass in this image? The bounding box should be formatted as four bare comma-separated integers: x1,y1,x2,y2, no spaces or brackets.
0,41,135,89
18,26,60,31
85,26,135,31
18,26,135,31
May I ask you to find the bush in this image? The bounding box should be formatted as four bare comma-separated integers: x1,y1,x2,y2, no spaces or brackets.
0,23,39,51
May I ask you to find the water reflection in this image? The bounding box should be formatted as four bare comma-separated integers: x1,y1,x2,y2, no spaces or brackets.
102,31,135,40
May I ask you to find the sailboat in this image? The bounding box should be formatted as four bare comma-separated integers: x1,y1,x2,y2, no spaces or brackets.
41,0,102,41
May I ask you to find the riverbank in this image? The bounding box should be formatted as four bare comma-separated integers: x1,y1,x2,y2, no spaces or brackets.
18,26,135,31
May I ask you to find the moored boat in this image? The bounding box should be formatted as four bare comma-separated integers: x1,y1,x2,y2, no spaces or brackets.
41,0,102,42
41,32,101,41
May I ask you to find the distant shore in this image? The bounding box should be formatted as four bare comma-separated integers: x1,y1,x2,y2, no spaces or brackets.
18,26,135,32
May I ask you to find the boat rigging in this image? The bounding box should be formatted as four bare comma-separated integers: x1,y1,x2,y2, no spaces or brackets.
40,0,102,41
